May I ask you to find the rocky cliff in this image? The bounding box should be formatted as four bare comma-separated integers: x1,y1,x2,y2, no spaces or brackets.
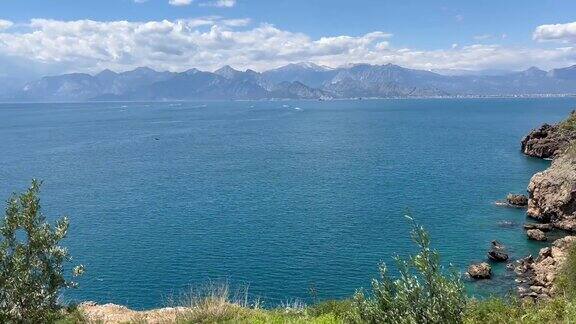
522,111,576,159
523,111,576,231
514,111,576,299
527,147,576,230
516,236,576,299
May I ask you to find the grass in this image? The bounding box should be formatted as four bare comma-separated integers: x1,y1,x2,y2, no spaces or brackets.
55,305,87,324
558,110,576,132
167,283,348,324
463,297,576,323
173,300,347,323
59,295,576,324
556,240,576,298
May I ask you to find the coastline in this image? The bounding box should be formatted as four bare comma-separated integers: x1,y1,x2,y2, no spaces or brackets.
0,94,575,105
511,111,576,299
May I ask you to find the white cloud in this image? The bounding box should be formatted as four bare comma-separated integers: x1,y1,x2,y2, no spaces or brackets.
220,18,250,27
534,21,576,43
473,34,492,41
200,0,236,7
0,18,574,76
169,0,193,6
0,19,13,30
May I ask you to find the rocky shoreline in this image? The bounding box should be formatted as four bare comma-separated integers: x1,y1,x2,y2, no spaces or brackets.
516,112,576,299
515,236,576,299
524,112,576,233
470,111,576,300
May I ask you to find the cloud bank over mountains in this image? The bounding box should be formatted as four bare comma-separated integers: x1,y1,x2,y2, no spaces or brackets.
0,17,575,78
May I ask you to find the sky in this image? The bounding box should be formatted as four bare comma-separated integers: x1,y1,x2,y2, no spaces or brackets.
1,0,576,78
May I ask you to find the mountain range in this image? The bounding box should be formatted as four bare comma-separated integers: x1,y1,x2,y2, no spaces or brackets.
5,63,576,102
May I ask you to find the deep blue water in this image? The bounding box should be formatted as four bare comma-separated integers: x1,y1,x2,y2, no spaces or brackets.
1,98,575,309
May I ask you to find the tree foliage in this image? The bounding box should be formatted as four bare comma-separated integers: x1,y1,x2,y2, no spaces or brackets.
352,217,466,323
0,180,83,323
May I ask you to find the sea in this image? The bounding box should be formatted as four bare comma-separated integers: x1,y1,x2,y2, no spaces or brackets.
0,98,575,309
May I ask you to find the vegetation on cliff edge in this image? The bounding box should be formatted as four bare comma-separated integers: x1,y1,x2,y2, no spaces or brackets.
0,180,84,323
559,111,576,132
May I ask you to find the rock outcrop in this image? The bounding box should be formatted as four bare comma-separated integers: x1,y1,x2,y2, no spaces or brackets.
80,302,186,324
506,194,528,207
521,111,576,159
512,111,576,300
516,236,576,299
527,147,576,229
468,262,492,279
526,229,547,241
487,240,509,261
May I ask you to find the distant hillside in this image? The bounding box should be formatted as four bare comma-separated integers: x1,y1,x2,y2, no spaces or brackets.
6,63,576,102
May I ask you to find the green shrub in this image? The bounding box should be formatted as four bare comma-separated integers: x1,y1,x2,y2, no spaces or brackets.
352,217,466,323
559,111,576,132
464,298,521,323
0,180,84,323
54,305,87,324
307,299,353,319
555,240,576,299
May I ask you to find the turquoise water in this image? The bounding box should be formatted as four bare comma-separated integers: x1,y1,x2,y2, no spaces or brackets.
0,98,574,309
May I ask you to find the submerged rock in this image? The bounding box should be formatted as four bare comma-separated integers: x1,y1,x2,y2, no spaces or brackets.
497,220,519,228
506,194,528,207
488,250,508,261
523,223,553,232
468,262,492,279
487,240,509,261
527,229,547,241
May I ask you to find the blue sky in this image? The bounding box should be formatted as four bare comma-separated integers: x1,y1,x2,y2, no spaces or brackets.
0,0,576,77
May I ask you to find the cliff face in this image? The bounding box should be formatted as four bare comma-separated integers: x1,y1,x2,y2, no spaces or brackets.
512,111,576,300
522,111,576,159
527,148,576,229
524,111,576,230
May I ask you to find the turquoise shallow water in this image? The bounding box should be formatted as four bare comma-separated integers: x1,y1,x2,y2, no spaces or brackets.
0,98,575,309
